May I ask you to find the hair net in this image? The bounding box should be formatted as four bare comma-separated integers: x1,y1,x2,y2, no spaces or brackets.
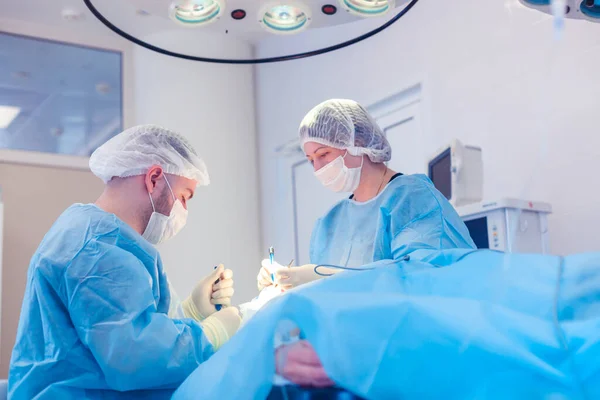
89,124,210,186
298,99,392,163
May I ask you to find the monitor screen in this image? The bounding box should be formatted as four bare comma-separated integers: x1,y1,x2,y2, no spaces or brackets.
464,217,489,249
428,148,452,199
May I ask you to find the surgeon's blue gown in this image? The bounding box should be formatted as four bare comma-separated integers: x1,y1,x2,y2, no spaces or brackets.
8,204,215,399
310,174,476,268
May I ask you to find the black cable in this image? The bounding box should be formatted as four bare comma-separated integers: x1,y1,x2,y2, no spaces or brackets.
83,0,420,65
314,257,409,276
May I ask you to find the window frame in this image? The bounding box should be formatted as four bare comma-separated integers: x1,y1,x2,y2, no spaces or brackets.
0,19,134,170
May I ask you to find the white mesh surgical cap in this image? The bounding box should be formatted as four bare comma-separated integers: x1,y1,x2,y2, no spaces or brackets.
89,124,210,186
298,99,392,163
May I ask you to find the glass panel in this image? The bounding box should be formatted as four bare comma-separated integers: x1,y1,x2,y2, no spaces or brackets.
0,32,122,157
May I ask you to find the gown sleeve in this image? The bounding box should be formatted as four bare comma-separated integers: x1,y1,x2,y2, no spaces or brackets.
64,239,215,391
383,178,475,262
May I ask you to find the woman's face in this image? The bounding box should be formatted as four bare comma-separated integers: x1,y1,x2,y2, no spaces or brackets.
303,142,362,171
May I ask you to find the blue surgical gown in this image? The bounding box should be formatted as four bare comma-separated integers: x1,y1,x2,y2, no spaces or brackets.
8,204,215,399
310,174,476,267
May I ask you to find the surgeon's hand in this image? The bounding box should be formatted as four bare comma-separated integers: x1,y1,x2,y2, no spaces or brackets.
274,263,323,291
182,264,234,321
259,259,324,291
200,307,241,350
276,340,334,388
257,259,284,291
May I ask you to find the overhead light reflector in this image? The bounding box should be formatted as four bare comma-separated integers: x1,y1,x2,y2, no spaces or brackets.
259,3,311,34
339,0,394,17
169,0,224,27
0,106,20,129
581,0,600,20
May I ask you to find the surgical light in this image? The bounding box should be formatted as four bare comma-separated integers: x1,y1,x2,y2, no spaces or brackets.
83,0,421,64
580,0,600,20
339,0,395,17
0,106,20,129
169,0,224,27
259,3,311,34
519,0,600,22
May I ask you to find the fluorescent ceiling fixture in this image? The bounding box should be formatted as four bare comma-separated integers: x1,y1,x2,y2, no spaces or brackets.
0,106,21,129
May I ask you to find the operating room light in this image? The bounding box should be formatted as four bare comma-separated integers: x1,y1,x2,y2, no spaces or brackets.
83,0,421,64
519,0,600,22
522,0,551,4
339,0,395,17
580,0,600,19
169,0,224,27
0,105,21,129
259,4,311,34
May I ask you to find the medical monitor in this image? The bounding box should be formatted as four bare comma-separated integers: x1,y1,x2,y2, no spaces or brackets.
427,139,483,207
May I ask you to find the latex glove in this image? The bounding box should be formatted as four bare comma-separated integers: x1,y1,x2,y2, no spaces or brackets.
257,259,287,291
276,340,334,388
200,307,241,350
182,264,234,321
274,263,323,290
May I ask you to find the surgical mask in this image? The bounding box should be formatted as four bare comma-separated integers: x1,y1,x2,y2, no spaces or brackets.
314,152,363,193
142,176,188,245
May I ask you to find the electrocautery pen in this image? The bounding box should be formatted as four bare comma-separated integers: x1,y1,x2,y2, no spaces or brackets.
269,246,275,281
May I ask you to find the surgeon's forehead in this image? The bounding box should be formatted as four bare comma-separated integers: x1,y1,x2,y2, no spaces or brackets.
304,143,331,154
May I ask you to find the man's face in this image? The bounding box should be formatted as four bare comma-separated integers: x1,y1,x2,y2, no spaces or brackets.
154,174,197,215
143,165,198,220
139,167,198,237
166,174,197,211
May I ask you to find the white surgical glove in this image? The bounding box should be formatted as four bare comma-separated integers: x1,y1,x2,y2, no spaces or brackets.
200,307,241,350
257,259,285,291
273,263,321,290
182,264,234,321
258,260,341,291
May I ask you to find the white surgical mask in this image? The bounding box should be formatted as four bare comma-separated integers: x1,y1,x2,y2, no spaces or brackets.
142,176,188,245
314,152,363,193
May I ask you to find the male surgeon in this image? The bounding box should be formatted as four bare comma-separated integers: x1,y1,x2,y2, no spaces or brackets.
8,125,241,399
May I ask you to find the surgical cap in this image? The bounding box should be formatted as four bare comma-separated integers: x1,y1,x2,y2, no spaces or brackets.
89,124,210,186
298,99,392,163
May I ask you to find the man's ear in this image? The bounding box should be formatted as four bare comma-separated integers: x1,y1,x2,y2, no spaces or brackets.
144,165,164,194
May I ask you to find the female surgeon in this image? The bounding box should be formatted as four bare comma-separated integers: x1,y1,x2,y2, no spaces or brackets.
258,99,476,291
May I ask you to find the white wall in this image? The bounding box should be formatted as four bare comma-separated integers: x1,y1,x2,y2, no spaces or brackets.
134,30,261,303
254,0,600,257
